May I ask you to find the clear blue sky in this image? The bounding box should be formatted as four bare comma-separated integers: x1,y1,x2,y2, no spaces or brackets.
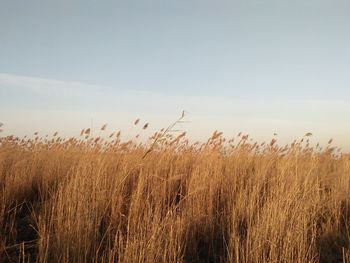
1,0,350,149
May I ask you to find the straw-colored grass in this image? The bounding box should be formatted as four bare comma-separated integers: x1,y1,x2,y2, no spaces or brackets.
0,127,349,263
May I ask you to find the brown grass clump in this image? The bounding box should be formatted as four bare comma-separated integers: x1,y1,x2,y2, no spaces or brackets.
0,126,350,263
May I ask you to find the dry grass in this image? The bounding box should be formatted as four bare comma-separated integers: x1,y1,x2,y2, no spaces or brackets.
0,126,350,263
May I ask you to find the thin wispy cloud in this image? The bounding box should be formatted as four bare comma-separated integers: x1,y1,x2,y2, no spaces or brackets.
0,73,104,97
0,73,350,118
1,73,349,118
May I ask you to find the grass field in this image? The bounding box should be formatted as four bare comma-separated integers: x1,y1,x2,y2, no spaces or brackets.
1,123,350,262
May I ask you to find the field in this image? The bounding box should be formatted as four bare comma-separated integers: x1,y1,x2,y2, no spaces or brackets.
1,123,350,263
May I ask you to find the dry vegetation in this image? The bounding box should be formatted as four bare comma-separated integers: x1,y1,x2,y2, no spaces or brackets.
1,120,350,263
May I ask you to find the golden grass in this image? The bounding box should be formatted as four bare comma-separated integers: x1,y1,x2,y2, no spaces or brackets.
0,127,350,263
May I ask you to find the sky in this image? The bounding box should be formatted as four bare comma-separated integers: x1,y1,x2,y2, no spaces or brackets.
0,0,350,149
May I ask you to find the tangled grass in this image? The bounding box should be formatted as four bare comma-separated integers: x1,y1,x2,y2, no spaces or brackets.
0,123,349,263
